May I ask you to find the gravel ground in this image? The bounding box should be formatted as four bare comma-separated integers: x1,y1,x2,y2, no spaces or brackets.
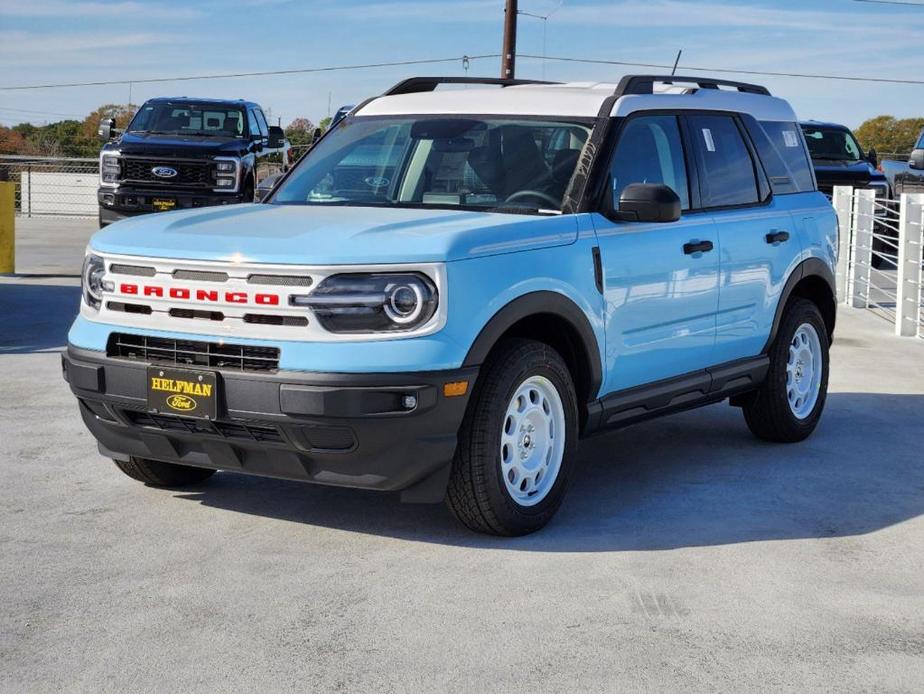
1,218,923,693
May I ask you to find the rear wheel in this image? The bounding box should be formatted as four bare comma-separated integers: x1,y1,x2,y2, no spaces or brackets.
743,298,829,442
113,457,216,487
446,339,579,536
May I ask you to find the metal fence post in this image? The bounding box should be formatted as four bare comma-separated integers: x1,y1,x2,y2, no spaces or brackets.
833,186,853,302
895,193,924,337
26,163,32,218
849,188,875,309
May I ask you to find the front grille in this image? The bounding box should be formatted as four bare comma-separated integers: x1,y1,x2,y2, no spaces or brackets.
120,158,213,187
125,410,284,444
107,333,280,372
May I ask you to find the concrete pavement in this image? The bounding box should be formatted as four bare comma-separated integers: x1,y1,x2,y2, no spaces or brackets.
1,218,923,692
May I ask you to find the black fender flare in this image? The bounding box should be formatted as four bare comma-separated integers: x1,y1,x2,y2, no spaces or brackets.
763,257,836,352
462,291,603,400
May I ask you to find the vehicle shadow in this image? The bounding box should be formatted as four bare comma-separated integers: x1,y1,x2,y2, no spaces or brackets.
0,282,81,353
174,391,924,551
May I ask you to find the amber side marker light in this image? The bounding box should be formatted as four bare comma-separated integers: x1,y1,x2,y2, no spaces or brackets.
443,381,469,397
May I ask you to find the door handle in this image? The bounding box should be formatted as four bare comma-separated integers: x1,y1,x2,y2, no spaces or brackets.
766,230,790,245
683,239,714,255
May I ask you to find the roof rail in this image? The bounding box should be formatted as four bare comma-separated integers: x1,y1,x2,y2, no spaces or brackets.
614,74,771,97
384,76,559,96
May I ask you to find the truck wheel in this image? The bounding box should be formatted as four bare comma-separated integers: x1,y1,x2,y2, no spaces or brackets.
98,213,108,229
113,457,216,487
446,339,579,536
743,298,829,442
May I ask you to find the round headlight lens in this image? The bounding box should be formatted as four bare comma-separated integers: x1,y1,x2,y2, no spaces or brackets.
384,281,425,324
82,254,106,310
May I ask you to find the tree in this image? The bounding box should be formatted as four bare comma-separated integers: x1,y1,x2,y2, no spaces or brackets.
80,103,137,145
284,117,317,147
318,116,332,132
856,115,924,156
0,127,26,155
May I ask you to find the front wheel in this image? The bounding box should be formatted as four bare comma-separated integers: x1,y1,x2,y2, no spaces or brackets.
446,339,579,536
743,298,830,442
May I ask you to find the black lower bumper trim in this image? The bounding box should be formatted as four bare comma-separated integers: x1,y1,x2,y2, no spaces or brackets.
64,345,477,500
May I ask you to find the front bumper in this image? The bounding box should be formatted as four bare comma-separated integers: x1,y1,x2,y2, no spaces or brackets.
62,345,477,501
98,187,246,224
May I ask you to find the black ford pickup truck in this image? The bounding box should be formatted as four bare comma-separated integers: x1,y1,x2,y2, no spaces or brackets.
881,128,924,198
799,121,888,200
97,97,289,227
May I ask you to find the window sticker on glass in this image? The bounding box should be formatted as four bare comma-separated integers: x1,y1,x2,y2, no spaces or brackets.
702,128,716,152
782,130,800,148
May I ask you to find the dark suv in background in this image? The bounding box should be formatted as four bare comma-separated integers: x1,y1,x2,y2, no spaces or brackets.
97,97,290,227
799,121,887,200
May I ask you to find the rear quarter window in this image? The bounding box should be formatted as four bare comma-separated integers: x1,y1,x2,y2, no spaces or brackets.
755,121,815,193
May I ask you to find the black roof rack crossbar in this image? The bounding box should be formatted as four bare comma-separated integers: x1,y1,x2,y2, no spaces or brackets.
384,76,560,96
614,74,771,98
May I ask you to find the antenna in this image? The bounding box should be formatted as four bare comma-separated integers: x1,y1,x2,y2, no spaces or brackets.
671,50,682,76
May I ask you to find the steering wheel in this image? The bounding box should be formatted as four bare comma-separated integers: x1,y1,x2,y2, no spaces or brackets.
504,190,560,208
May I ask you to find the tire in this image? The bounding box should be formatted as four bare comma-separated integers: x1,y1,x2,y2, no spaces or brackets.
98,213,108,229
113,457,216,487
743,298,829,442
446,339,579,536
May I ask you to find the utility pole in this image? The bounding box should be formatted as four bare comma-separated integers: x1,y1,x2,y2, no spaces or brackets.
501,0,518,79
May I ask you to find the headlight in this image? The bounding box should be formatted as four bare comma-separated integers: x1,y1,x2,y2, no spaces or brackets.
293,273,438,333
216,160,236,173
81,254,110,310
215,177,235,188
100,154,120,184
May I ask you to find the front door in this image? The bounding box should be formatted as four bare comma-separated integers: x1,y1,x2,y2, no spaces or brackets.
592,114,720,394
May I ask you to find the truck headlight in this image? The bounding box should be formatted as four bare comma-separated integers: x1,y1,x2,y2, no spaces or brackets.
292,273,438,333
216,160,236,173
100,154,120,184
213,158,239,191
81,254,111,310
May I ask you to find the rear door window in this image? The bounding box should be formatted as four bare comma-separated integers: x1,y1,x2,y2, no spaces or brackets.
687,114,759,208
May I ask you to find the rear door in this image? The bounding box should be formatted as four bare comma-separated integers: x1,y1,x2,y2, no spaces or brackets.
685,113,802,362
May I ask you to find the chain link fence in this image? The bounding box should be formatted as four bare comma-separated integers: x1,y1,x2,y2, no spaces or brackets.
0,155,99,218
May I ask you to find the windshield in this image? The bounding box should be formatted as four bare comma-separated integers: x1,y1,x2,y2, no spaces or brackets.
271,116,592,214
128,102,245,137
801,126,863,162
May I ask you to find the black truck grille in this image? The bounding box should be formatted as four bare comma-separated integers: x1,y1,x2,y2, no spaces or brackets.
107,333,280,372
121,158,212,187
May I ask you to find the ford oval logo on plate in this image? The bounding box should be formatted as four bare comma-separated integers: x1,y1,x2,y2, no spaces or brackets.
152,166,178,178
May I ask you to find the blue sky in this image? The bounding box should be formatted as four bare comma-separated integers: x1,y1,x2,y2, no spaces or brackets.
1,0,923,129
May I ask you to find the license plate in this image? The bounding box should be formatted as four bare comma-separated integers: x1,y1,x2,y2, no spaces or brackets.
147,367,218,419
152,199,176,212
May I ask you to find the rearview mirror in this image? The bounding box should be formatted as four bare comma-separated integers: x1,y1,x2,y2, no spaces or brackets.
609,183,681,223
267,125,285,149
98,118,117,141
910,149,924,170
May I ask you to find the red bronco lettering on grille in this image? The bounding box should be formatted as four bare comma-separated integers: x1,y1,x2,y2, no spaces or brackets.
117,283,281,306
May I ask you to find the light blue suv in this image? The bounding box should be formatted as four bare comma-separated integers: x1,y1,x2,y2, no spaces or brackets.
64,75,837,535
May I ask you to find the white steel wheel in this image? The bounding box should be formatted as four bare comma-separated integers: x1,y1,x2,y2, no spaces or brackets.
500,375,566,507
786,323,823,420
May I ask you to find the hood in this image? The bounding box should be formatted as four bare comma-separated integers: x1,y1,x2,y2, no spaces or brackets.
811,159,884,187
110,132,246,158
89,204,579,265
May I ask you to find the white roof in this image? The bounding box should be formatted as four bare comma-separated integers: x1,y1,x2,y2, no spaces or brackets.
357,80,799,123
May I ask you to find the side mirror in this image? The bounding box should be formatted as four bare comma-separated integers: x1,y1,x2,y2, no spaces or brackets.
98,118,117,141
910,149,924,170
267,125,285,149
609,183,681,223
866,147,878,168
255,173,282,202
312,127,323,143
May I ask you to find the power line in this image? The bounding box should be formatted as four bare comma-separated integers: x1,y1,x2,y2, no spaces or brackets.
0,55,500,91
852,0,924,6
0,106,85,118
518,53,924,86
